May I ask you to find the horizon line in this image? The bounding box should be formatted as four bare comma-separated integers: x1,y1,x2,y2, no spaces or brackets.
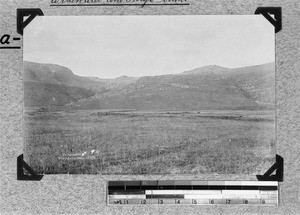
23,60,275,79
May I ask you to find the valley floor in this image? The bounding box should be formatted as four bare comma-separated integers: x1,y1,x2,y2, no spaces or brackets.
23,109,276,175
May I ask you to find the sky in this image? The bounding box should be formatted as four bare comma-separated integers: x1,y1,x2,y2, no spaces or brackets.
24,15,274,79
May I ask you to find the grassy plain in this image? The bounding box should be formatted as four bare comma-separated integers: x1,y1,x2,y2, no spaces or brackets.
24,109,275,175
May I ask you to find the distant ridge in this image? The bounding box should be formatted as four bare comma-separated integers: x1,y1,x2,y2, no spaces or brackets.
24,61,275,110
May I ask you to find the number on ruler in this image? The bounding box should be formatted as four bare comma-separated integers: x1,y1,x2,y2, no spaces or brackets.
210,199,214,204
176,199,180,204
141,200,146,204
244,199,248,204
114,200,123,204
159,199,163,204
192,199,197,204
226,199,231,204
261,199,265,204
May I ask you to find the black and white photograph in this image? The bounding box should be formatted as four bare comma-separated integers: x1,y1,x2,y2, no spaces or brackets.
23,15,275,175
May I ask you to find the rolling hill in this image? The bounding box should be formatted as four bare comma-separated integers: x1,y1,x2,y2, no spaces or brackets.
24,61,100,108
24,61,275,110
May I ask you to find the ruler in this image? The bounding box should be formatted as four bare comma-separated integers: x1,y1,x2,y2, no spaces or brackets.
107,180,278,205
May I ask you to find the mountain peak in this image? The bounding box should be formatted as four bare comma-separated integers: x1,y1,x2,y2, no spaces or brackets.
201,64,225,69
115,75,132,80
182,64,228,75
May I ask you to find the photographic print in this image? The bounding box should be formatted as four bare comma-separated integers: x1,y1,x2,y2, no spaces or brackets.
23,15,275,175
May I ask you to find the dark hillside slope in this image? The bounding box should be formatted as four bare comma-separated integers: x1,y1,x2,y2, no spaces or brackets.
227,63,275,105
24,81,95,107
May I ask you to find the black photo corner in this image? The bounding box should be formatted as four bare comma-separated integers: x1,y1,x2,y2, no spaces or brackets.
17,154,43,181
16,8,44,35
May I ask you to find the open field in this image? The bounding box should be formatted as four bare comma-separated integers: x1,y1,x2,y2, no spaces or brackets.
23,109,275,175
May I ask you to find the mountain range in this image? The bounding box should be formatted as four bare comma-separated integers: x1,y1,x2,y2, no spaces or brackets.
23,61,275,110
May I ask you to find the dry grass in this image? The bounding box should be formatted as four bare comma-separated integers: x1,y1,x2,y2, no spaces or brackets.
23,109,275,175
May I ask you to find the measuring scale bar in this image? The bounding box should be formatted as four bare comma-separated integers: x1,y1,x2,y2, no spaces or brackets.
107,180,278,205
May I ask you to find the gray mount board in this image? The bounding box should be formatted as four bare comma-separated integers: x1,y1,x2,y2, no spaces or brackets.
1,0,300,214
